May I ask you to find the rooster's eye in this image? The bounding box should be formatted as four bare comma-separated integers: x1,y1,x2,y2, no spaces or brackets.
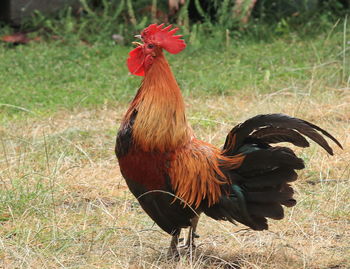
147,44,154,49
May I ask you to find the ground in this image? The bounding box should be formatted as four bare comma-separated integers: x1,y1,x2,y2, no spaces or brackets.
0,91,349,268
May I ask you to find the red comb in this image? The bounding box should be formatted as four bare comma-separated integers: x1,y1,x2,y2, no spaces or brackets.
141,24,186,54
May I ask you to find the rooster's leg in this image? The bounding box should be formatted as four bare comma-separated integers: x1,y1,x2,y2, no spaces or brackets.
185,215,200,248
167,233,180,257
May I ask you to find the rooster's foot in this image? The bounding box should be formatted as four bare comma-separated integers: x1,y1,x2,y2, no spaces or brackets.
167,234,180,259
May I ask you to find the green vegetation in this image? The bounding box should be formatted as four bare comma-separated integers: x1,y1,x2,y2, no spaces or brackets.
0,0,348,120
1,21,348,118
1,0,346,43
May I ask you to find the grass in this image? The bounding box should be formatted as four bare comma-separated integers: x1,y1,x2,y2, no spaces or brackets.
0,22,348,117
0,22,349,267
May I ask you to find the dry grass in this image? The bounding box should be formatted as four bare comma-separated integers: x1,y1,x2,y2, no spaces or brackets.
0,88,349,268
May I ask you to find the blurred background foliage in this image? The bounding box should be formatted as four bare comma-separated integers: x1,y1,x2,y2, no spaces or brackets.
0,0,349,44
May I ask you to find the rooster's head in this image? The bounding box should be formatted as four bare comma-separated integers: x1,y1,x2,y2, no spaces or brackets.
127,24,186,76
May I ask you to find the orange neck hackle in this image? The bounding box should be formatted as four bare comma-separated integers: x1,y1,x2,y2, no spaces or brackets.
124,51,192,152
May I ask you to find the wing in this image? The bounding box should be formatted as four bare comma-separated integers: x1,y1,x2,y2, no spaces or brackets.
168,138,243,209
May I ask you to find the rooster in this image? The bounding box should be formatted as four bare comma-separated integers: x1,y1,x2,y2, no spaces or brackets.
115,24,342,256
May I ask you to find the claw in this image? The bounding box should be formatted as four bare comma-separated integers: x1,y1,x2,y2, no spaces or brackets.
178,242,197,249
167,247,180,260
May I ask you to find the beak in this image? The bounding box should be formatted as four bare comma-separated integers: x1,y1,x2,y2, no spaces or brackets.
132,35,143,47
132,41,143,47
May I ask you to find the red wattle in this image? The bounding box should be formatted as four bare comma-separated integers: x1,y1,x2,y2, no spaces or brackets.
127,46,145,76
